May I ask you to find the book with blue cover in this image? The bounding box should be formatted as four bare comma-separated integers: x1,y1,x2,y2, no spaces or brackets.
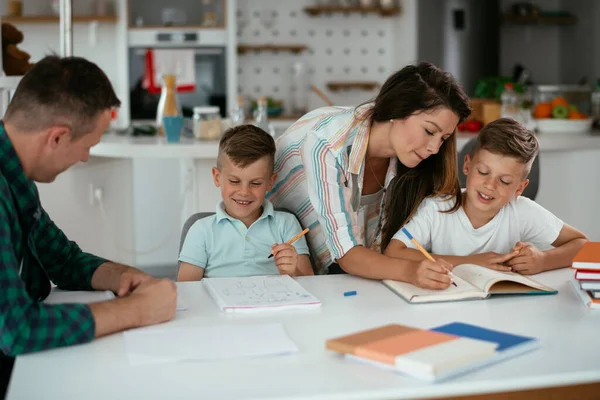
430,322,539,379
326,322,538,381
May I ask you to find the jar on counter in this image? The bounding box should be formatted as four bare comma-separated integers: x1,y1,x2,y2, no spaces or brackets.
193,106,222,140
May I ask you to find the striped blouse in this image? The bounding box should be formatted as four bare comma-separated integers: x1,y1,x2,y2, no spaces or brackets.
267,105,397,274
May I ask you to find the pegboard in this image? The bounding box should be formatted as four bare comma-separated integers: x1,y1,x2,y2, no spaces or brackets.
236,0,400,114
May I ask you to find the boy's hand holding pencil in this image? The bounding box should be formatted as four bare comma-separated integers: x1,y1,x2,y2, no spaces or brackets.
270,228,309,278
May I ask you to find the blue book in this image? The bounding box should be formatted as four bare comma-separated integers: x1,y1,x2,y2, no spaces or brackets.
430,322,539,379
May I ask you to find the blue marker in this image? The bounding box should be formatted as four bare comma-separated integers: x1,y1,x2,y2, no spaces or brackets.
343,291,357,297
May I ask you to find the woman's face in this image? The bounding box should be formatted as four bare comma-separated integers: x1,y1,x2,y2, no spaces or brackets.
390,108,459,168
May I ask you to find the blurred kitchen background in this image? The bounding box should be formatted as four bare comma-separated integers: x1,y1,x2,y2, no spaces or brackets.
1,0,600,276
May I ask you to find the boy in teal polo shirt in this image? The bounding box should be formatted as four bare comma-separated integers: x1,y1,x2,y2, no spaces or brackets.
177,125,313,280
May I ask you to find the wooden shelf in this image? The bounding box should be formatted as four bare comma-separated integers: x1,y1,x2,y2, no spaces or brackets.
304,6,400,17
327,81,379,92
501,13,576,25
237,44,308,55
2,15,118,23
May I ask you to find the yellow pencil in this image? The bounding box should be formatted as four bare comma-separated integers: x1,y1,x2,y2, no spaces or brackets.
401,227,457,287
268,228,310,259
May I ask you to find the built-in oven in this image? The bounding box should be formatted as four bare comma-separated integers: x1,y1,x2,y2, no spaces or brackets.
127,29,228,121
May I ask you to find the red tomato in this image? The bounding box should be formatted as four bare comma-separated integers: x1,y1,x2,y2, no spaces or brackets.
457,122,467,132
464,120,482,132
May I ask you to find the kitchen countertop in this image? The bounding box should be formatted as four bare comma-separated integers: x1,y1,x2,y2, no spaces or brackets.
91,131,600,159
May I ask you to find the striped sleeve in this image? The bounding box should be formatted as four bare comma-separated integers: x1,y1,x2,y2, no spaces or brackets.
301,131,359,261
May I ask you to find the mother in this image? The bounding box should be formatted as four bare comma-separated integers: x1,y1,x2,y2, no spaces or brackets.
267,62,471,289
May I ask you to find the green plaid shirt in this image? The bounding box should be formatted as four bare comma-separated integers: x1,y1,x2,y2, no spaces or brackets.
0,122,106,356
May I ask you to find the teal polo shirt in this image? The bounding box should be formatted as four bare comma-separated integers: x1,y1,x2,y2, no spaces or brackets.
178,200,310,277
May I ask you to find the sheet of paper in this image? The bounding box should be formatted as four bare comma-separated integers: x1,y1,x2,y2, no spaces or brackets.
203,275,321,311
45,290,187,312
124,322,299,366
44,290,115,304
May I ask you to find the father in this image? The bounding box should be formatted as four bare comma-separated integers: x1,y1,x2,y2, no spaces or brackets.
0,55,177,397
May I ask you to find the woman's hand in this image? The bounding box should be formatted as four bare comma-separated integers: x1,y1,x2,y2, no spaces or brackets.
409,258,454,290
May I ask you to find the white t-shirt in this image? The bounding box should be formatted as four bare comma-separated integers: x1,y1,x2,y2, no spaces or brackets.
392,194,564,256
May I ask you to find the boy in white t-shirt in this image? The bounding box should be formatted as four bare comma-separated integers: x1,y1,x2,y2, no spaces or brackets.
385,118,588,277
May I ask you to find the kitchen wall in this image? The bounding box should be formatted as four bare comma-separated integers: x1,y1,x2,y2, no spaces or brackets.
236,0,417,113
500,0,600,85
1,0,130,127
560,0,600,84
499,0,562,84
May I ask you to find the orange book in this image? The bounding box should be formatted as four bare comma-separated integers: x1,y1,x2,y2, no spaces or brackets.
572,242,600,271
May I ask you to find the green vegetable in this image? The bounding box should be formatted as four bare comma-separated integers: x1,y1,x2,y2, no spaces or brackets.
552,105,569,119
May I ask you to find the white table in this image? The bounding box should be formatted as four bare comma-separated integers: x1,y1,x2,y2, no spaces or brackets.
7,269,600,400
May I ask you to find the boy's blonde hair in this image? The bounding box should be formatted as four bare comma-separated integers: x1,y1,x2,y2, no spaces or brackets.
472,118,539,178
217,125,276,172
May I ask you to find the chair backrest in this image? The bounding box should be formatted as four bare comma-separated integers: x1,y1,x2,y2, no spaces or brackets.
179,212,215,253
457,137,540,200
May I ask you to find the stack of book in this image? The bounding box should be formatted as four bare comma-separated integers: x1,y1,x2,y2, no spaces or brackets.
571,242,600,309
326,322,539,381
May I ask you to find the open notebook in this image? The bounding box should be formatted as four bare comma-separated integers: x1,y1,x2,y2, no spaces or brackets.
383,264,557,304
203,275,321,312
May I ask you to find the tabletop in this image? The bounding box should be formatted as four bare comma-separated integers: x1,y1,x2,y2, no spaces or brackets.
7,269,600,400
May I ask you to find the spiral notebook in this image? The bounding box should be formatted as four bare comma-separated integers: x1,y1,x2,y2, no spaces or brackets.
203,275,321,312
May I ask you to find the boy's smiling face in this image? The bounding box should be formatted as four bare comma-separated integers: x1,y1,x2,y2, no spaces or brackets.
463,149,530,223
212,155,276,227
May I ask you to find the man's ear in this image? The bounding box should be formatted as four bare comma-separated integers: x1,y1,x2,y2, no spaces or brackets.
515,179,529,197
462,154,472,176
46,126,71,148
212,167,221,187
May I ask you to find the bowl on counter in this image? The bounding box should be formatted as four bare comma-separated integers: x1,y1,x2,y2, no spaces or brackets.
534,118,593,134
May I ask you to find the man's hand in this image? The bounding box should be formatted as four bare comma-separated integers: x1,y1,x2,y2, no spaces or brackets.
117,267,154,297
128,278,177,327
271,243,299,277
506,242,546,275
409,258,454,290
90,278,177,338
467,251,519,272
91,262,153,296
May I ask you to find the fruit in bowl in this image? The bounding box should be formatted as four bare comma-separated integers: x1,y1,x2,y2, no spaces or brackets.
532,96,592,134
533,96,588,120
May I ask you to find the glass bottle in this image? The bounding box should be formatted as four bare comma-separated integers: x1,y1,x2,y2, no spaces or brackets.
230,95,246,127
500,83,521,122
253,96,275,136
156,74,181,135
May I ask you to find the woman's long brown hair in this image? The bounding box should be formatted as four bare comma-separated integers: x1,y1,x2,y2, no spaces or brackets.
358,62,471,251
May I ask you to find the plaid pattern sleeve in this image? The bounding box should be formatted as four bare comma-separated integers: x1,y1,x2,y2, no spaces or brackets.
33,206,107,291
0,203,96,356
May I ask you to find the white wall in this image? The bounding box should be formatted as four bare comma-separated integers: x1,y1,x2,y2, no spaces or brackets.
392,0,418,68
36,158,136,265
